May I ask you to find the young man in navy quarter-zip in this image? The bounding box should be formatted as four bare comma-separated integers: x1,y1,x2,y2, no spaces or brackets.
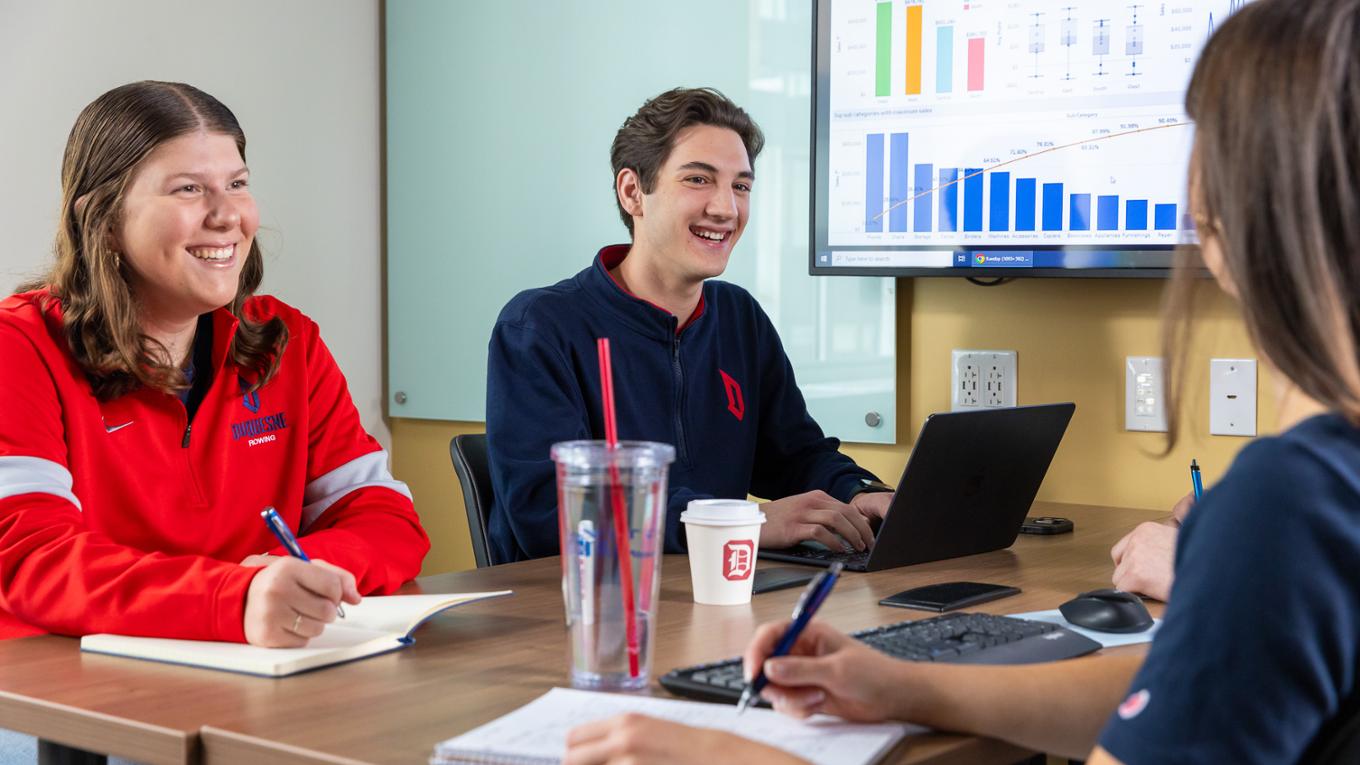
485,87,892,563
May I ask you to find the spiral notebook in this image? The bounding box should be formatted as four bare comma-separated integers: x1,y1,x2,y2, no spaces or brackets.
430,687,913,765
81,591,512,677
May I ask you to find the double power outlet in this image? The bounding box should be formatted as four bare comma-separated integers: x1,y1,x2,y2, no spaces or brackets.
951,350,1018,410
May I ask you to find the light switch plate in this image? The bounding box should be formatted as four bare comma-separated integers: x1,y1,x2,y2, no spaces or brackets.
1209,358,1257,436
1125,356,1167,432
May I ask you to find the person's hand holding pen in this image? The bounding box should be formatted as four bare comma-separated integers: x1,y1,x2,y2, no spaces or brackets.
739,618,909,723
241,507,361,647
1109,460,1202,602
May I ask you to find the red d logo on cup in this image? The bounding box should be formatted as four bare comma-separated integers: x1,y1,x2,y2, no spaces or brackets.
722,540,755,581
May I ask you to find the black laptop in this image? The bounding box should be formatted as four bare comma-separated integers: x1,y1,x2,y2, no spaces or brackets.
760,403,1076,572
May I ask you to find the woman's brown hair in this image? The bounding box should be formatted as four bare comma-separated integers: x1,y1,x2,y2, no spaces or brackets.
1163,0,1360,446
30,80,286,401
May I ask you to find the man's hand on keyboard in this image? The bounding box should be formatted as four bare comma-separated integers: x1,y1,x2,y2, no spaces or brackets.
743,619,906,723
850,490,892,521
564,713,808,765
760,491,875,552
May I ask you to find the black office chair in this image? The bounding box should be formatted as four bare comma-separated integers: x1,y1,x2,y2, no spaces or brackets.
1304,687,1360,764
449,433,497,568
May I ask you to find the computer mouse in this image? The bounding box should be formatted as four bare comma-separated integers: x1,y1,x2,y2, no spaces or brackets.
1059,589,1154,633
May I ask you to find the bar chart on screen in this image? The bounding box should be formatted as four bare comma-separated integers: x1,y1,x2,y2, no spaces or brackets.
824,0,1249,250
829,112,1193,247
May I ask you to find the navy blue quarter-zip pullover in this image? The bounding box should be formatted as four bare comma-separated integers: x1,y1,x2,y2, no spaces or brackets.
485,246,880,563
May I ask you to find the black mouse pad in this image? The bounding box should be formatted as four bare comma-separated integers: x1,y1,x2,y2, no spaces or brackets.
752,567,817,594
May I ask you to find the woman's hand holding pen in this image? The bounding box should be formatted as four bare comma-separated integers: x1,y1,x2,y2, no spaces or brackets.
243,557,361,647
1110,491,1195,602
741,619,909,723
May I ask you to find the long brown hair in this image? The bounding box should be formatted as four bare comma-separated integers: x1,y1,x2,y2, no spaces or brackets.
30,81,286,401
1163,0,1360,446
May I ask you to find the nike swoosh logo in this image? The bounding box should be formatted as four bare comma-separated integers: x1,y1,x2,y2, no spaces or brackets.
104,421,134,434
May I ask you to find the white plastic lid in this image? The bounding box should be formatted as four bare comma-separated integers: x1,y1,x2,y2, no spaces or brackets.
679,499,766,527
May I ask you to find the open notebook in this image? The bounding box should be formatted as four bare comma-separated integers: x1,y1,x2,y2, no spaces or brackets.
431,688,914,765
80,591,512,677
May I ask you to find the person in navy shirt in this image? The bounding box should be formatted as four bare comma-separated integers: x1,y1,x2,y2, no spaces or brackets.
565,2,1360,763
486,88,892,564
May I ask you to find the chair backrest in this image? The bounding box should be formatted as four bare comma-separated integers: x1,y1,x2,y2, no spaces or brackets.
449,433,496,568
1304,686,1360,765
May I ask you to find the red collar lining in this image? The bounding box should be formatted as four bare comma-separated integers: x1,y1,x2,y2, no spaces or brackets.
599,245,706,335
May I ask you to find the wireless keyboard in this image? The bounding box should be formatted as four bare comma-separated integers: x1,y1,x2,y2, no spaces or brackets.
659,612,1102,705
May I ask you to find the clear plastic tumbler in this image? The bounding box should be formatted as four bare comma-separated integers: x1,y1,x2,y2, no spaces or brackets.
552,440,674,691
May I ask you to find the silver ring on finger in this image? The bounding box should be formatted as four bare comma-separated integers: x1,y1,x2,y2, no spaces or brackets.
292,612,303,634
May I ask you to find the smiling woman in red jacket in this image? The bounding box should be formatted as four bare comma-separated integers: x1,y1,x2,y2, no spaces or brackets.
0,81,429,647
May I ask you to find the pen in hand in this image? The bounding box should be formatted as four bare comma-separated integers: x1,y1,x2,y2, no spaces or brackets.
1190,459,1204,502
261,506,345,618
736,562,844,714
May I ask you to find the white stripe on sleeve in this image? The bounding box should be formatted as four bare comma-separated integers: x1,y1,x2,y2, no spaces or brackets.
0,455,83,511
301,450,412,531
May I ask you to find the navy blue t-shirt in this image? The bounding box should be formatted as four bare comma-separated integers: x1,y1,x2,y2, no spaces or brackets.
1100,413,1360,764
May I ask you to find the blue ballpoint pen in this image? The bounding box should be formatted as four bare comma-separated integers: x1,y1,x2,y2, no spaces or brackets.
261,506,344,617
736,562,844,715
1190,459,1204,502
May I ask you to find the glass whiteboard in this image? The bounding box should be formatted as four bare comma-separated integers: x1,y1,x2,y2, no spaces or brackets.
386,0,896,443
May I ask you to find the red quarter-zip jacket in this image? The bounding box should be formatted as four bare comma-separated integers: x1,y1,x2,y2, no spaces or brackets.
0,289,429,641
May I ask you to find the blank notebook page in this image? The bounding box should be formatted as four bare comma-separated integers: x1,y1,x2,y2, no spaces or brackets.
431,687,915,765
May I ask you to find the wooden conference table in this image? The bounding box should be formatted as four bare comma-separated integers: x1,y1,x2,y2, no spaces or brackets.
0,502,1165,765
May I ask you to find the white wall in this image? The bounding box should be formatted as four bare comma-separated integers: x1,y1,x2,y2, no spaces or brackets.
0,0,390,448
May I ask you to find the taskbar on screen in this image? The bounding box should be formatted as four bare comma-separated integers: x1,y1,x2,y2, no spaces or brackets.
815,248,1178,273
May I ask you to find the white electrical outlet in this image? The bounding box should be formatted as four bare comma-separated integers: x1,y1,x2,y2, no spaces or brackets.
1125,356,1167,432
952,350,1017,410
1210,358,1257,436
952,352,980,408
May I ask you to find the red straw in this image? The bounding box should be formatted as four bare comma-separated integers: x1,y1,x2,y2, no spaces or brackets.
597,338,641,677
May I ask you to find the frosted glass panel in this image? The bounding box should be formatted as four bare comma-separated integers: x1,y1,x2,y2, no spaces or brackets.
386,0,895,444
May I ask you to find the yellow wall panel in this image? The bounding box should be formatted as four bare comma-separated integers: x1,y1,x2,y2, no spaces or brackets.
395,278,1273,574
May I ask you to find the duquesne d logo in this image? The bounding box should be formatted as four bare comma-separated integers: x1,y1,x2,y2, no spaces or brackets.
719,369,745,421
239,376,261,413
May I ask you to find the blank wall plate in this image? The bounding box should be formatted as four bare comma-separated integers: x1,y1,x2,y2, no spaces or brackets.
1210,358,1257,436
952,350,1017,411
1125,356,1167,432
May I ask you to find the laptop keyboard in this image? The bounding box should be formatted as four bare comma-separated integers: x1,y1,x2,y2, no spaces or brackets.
660,612,1102,705
790,546,872,567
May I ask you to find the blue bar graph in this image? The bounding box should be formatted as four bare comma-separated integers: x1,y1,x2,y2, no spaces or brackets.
913,164,933,232
1155,203,1177,230
989,172,1010,231
940,168,959,232
866,134,884,233
937,27,954,94
889,133,909,232
964,169,983,232
1043,183,1063,231
1071,194,1092,231
862,129,1174,240
1126,200,1148,231
1097,195,1119,231
1016,178,1036,231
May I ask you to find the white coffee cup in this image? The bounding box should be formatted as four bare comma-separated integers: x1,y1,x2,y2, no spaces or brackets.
680,499,767,605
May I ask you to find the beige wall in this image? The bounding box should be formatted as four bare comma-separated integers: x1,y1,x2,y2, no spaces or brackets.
396,276,1269,575
0,0,390,448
